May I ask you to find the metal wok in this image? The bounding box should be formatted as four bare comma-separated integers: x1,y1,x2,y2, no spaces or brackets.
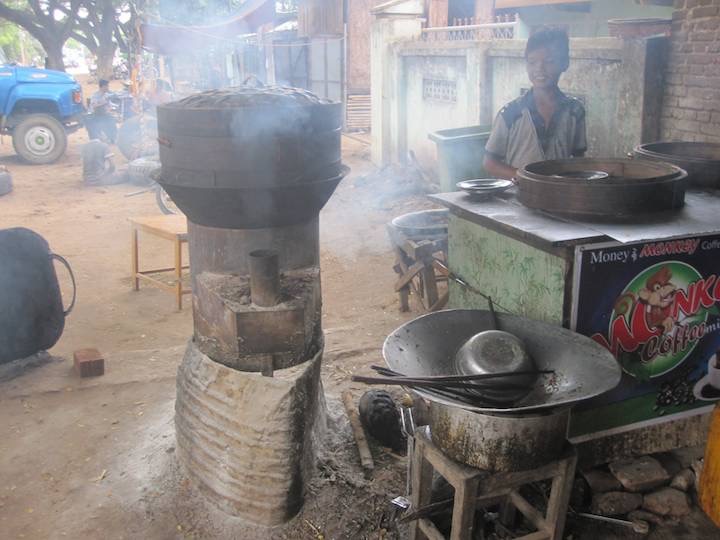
382,309,621,414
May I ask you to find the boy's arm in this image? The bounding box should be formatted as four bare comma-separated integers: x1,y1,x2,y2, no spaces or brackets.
483,154,517,181
484,111,517,180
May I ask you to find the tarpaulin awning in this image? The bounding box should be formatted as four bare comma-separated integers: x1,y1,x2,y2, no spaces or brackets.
141,0,276,54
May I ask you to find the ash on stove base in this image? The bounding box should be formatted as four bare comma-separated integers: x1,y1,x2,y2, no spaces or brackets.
175,340,326,526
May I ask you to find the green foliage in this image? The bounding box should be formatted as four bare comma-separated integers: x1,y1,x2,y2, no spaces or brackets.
157,0,247,25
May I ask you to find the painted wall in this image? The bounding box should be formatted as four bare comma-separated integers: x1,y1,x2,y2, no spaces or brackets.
497,0,673,37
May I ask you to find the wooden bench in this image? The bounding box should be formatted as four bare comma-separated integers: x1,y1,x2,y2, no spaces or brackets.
129,215,190,310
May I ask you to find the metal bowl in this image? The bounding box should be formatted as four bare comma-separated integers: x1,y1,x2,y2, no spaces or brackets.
390,209,448,237
383,309,621,413
455,330,536,402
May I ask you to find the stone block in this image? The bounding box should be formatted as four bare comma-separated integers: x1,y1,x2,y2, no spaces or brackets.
609,456,670,493
653,452,683,477
193,268,321,370
628,509,666,526
582,469,622,493
642,487,691,517
175,341,326,526
73,348,105,377
670,469,695,492
669,445,705,468
591,491,643,516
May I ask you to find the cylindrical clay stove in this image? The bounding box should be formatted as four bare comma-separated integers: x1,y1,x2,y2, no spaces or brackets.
157,87,347,526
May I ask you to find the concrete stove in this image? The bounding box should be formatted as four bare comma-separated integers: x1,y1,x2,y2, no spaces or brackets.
157,87,346,525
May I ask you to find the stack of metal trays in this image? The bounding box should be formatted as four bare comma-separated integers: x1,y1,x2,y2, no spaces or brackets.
517,158,687,220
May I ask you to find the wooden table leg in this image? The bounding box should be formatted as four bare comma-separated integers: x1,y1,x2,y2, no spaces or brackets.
546,452,578,540
421,263,439,309
131,226,139,291
410,435,434,540
174,237,183,310
450,476,480,540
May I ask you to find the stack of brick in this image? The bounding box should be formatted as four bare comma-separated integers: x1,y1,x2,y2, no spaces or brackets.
575,448,705,529
661,0,720,142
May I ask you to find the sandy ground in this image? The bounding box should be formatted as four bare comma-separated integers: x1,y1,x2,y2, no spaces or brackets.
0,128,432,539
1,127,718,540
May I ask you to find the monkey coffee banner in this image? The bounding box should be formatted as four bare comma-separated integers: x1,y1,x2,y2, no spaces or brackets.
569,234,720,440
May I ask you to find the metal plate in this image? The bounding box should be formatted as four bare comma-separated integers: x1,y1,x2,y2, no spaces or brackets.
383,309,621,413
457,179,513,198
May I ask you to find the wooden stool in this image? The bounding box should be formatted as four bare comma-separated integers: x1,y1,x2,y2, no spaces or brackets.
387,225,448,312
130,215,190,310
410,427,577,540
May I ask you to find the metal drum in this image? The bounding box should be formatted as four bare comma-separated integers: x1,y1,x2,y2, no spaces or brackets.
634,141,720,189
157,87,346,229
517,158,687,219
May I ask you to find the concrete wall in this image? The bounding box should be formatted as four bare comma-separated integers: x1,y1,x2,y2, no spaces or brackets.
497,0,673,38
660,0,720,143
372,28,667,170
488,38,667,159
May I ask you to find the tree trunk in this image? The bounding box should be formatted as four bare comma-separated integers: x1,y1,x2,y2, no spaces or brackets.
96,43,116,81
43,40,66,71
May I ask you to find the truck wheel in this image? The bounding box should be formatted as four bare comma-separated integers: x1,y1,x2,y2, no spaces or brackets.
116,115,158,161
12,114,67,165
127,156,160,186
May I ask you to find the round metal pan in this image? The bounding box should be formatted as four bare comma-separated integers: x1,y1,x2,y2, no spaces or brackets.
517,158,687,219
382,309,621,414
634,141,720,189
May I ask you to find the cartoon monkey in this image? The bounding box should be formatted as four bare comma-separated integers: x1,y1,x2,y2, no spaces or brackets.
614,266,677,334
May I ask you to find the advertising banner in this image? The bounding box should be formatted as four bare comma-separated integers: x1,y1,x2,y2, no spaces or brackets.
570,234,720,440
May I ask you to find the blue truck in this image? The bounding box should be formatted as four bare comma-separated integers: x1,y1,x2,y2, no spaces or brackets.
0,50,85,164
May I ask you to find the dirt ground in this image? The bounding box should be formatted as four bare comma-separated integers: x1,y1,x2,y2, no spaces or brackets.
0,128,718,540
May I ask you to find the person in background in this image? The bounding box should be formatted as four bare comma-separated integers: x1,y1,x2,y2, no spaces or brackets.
483,28,586,181
86,79,117,143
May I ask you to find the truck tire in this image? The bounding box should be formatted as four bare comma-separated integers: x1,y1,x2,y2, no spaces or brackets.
0,170,12,196
116,115,158,161
127,156,160,186
12,114,67,165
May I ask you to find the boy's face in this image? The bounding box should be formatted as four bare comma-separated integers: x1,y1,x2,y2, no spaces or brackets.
526,45,568,90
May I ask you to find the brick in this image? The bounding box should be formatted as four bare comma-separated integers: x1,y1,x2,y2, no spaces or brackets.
673,108,697,120
689,64,707,74
691,5,720,17
690,30,716,41
609,457,671,493
674,0,687,9
700,123,720,136
693,19,720,30
697,110,711,121
643,488,691,517
666,84,688,97
711,111,720,122
676,119,701,132
687,0,715,8
688,86,720,100
687,53,716,64
684,74,720,87
73,348,105,377
666,72,685,85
